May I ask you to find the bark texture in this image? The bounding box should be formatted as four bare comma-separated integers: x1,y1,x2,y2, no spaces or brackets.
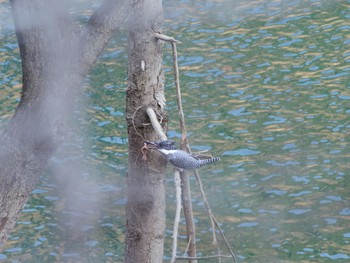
124,0,167,262
0,0,128,247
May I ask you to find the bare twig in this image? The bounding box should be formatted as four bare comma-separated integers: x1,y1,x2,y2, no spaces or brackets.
180,171,197,262
176,255,233,260
193,170,217,244
193,170,237,262
145,107,167,140
171,41,188,147
183,234,192,256
155,33,181,43
211,213,237,262
171,170,182,263
171,40,237,263
173,40,220,261
169,36,237,263
172,38,217,248
171,41,197,262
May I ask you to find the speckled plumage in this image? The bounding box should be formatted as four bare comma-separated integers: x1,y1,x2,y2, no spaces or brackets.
145,140,220,170
158,149,220,170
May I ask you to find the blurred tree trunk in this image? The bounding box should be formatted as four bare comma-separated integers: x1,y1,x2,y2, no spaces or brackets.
124,0,167,262
0,0,128,248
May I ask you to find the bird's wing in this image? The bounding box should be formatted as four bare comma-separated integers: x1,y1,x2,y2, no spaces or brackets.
189,154,200,160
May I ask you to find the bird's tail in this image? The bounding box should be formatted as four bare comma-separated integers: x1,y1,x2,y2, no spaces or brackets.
199,157,220,167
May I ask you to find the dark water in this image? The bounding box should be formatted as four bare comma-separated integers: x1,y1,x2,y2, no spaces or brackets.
1,0,350,262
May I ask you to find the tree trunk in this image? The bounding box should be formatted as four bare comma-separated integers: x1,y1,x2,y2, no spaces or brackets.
0,0,83,247
0,0,128,248
124,1,167,262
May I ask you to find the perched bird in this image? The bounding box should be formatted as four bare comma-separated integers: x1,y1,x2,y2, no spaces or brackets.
145,140,220,170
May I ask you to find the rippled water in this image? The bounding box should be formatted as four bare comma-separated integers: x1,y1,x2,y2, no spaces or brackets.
1,0,350,262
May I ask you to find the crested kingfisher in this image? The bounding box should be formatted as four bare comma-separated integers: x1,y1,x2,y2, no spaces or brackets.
145,140,220,170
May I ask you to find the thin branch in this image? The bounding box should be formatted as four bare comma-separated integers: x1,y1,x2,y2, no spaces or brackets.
146,107,167,140
155,33,180,43
193,166,237,262
218,245,222,263
176,255,233,260
193,170,217,244
183,234,192,256
171,41,188,147
171,41,197,262
171,170,182,263
211,213,237,263
180,171,197,262
171,39,237,263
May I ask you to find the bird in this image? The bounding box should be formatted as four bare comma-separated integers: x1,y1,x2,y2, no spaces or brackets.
145,140,220,170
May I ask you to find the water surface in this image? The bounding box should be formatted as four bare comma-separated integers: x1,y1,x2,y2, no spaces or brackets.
1,0,350,262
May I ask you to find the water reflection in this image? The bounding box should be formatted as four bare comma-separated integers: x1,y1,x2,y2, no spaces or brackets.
1,0,350,262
